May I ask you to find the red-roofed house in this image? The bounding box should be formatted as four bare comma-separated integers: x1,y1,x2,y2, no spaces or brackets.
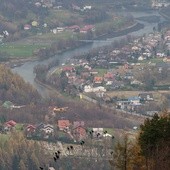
24,24,31,30
104,73,114,81
80,25,95,33
5,120,17,126
62,66,74,72
58,120,70,131
68,25,80,32
4,120,17,131
72,126,86,141
25,124,36,137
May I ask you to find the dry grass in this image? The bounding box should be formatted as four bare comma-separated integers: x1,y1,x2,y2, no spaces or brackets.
106,90,165,100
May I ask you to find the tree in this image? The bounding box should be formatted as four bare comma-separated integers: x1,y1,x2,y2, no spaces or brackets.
138,112,170,170
113,135,134,170
0,132,49,170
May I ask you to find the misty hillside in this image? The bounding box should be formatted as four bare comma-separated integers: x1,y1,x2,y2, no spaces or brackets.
0,0,48,33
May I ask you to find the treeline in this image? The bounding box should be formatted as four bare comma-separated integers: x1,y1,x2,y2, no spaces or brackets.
0,132,49,170
34,59,60,82
0,102,48,124
35,38,85,60
0,64,40,104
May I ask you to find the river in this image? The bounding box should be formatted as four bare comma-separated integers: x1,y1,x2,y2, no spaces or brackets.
12,10,166,97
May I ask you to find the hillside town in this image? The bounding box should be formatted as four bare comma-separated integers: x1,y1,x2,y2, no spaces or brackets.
46,29,170,116
0,0,170,170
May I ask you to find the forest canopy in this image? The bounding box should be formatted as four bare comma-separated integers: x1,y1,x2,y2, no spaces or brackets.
0,64,40,104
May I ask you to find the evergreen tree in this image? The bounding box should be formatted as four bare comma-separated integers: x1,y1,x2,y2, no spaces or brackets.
138,113,170,170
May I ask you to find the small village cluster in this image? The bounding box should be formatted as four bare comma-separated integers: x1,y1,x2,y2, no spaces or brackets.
0,118,114,143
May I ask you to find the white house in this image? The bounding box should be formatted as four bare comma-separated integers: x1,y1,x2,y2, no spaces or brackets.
83,6,92,10
128,96,141,105
84,85,106,93
43,124,54,134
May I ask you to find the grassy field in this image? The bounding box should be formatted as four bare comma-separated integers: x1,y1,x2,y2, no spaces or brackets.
106,90,164,100
0,134,9,145
0,44,48,58
93,68,107,76
34,31,74,41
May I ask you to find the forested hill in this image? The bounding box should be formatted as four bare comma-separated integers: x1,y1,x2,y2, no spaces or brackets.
0,64,40,104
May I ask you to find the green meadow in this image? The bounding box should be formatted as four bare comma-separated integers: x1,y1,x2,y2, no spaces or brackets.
0,44,48,58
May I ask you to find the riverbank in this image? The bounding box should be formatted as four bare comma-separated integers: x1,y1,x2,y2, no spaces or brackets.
5,22,144,68
95,22,144,40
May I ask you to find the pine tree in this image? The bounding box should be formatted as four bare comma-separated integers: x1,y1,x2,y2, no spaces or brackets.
138,113,170,170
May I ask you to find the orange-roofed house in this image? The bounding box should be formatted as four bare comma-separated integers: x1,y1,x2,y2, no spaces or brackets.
58,120,70,131
93,76,103,84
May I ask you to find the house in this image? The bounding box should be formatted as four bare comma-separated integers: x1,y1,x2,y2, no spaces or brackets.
26,124,36,132
124,72,134,80
92,128,104,138
49,167,55,170
138,93,154,101
56,27,65,32
108,80,124,90
35,123,45,137
35,2,41,7
146,111,158,116
138,56,144,61
4,120,17,132
84,85,93,92
25,124,36,137
5,120,17,127
93,76,103,84
131,80,143,85
43,124,54,134
128,96,141,105
73,121,85,127
24,24,31,30
93,86,106,92
72,122,86,141
0,34,3,42
90,70,99,75
80,25,95,33
67,25,80,32
42,124,54,138
83,6,92,10
31,21,38,27
116,100,130,110
72,4,81,11
104,73,114,82
58,120,70,131
62,66,74,72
